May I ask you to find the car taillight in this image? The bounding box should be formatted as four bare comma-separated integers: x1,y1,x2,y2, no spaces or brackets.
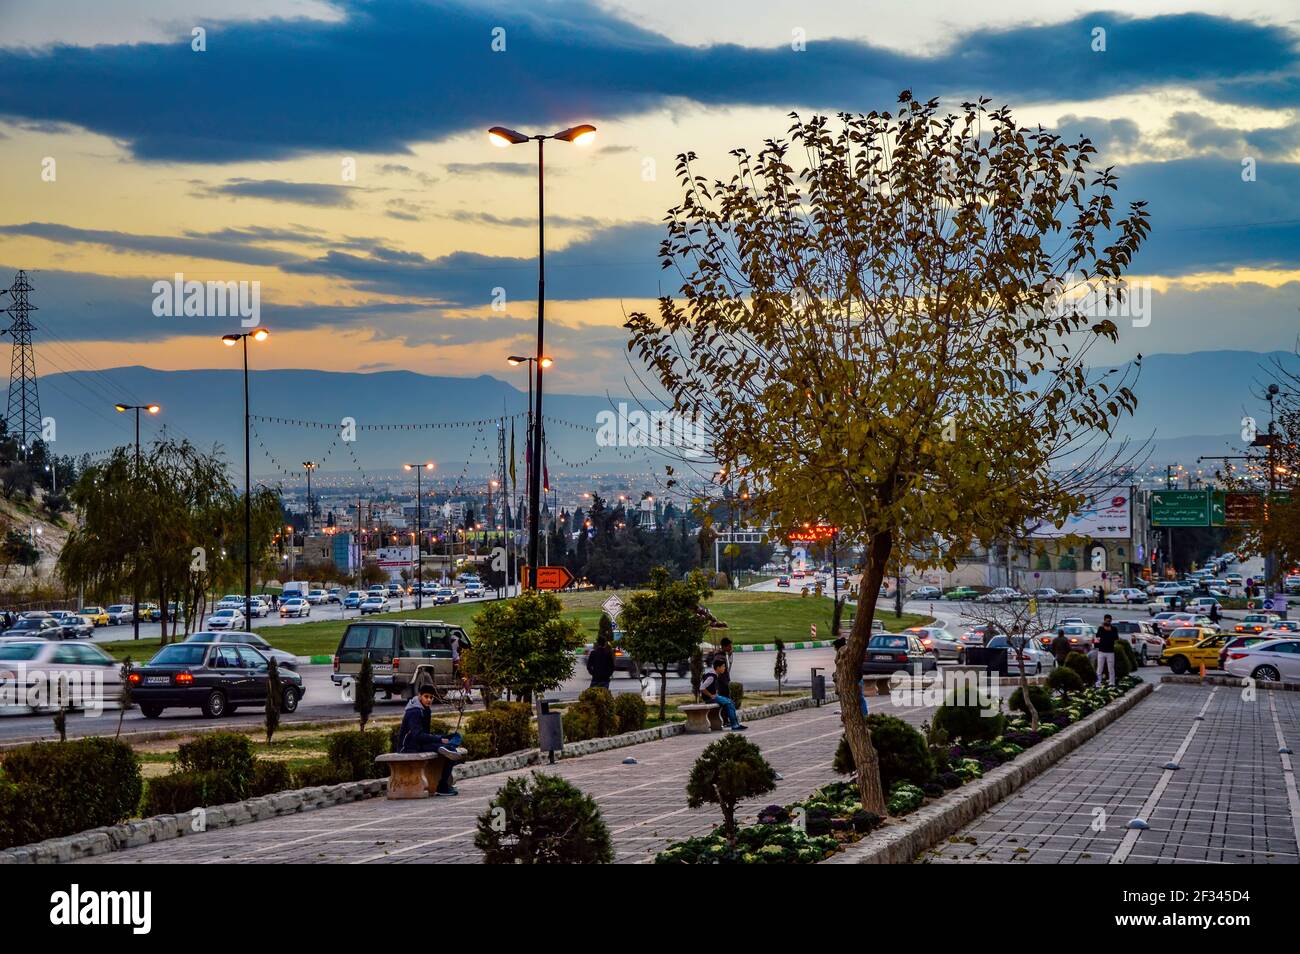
332,656,339,673
175,672,194,686
128,672,141,684
1228,652,1248,660
894,654,907,662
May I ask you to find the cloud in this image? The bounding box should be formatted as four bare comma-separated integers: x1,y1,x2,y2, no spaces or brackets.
0,1,1295,162
444,162,551,178
0,221,304,266
196,178,356,207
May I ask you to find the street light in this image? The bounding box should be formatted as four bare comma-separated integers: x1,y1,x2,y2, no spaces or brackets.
302,461,318,536
221,327,270,630
115,401,160,640
403,462,434,606
489,121,595,588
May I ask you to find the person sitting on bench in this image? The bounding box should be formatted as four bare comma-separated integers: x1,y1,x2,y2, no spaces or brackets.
700,656,746,731
397,683,465,796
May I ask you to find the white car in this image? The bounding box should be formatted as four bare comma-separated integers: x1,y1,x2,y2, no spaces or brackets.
986,634,1056,674
1223,637,1300,683
0,640,122,707
206,608,245,630
359,595,388,615
247,597,270,618
978,587,1021,603
1113,619,1163,665
463,583,485,598
217,594,245,610
279,597,311,618
306,589,329,605
1107,588,1148,604
105,604,134,625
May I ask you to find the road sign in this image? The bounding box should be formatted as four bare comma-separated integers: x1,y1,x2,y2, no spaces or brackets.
1150,490,1210,527
601,594,624,620
532,566,574,591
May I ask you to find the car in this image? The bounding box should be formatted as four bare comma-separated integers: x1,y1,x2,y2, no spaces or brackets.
1147,595,1185,614
1059,617,1086,627
1160,632,1233,674
1217,633,1282,670
463,583,485,599
386,583,404,598
216,595,245,611
957,624,999,648
1164,625,1218,649
902,626,963,661
1188,597,1221,613
1155,612,1214,635
48,610,93,639
331,619,471,699
2,616,62,639
1112,619,1163,665
182,630,298,670
1266,620,1300,634
1224,573,1244,587
105,604,134,625
433,587,459,605
985,634,1055,674
1235,613,1280,635
1108,588,1148,604
861,633,937,675
1223,637,1300,683
1284,574,1300,593
279,597,311,618
306,589,329,605
977,587,1021,604
343,590,365,609
776,576,791,588
1149,580,1193,596
76,606,110,627
0,640,122,708
246,597,270,618
367,584,386,595
326,588,343,603
205,608,245,630
129,641,304,718
1030,587,1061,603
359,595,388,615
943,586,979,601
1060,588,1096,604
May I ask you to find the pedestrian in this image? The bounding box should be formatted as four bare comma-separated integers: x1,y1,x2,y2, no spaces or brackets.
700,656,746,730
586,632,615,689
1050,627,1071,666
1094,613,1120,687
1209,602,1221,624
270,592,279,610
397,683,466,796
1096,584,1104,603
711,636,734,675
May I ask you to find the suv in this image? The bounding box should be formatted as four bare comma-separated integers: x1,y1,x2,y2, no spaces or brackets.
331,619,471,700
1112,619,1162,665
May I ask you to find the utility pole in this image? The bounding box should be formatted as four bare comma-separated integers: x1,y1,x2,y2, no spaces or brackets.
2,270,42,456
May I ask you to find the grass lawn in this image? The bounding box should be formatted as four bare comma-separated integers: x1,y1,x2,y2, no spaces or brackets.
98,591,932,661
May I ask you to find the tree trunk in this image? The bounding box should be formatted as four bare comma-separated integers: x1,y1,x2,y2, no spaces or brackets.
833,529,892,815
1017,653,1038,731
659,668,668,722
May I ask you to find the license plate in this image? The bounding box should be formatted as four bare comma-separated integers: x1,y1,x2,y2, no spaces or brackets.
146,676,169,685
872,654,892,661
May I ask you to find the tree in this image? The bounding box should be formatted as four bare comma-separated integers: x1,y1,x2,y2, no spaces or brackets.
962,588,1064,731
265,657,282,745
773,637,788,696
354,654,374,730
628,94,1150,811
464,590,584,702
686,734,777,842
619,566,711,720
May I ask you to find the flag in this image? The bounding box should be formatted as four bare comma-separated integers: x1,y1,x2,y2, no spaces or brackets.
543,431,550,494
509,420,516,491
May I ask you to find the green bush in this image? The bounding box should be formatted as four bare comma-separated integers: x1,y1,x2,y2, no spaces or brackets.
655,823,836,864
1064,651,1095,686
886,781,925,816
563,704,600,743
933,693,1004,743
326,728,390,781
0,737,142,849
564,687,617,742
1114,640,1138,680
251,760,294,797
728,681,745,710
686,733,776,837
475,773,613,864
613,693,647,733
465,702,534,758
1048,665,1084,695
142,770,242,816
293,762,347,788
834,715,932,790
175,732,255,797
1008,684,1054,715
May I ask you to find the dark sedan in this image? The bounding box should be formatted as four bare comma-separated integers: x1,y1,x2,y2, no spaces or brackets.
861,634,937,675
2,616,62,639
128,641,304,719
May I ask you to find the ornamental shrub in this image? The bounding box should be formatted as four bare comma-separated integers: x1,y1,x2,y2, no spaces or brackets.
1064,650,1095,686
175,731,255,796
686,734,777,838
465,702,534,757
933,692,1004,743
1048,665,1084,696
1008,685,1054,715
613,692,647,733
475,773,613,864
326,728,390,781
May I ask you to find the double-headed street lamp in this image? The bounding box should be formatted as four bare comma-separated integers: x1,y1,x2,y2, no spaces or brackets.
114,402,159,640
222,327,270,631
302,460,318,536
489,123,595,587
403,462,434,607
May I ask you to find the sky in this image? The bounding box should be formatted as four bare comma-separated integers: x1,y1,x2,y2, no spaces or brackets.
0,0,1298,421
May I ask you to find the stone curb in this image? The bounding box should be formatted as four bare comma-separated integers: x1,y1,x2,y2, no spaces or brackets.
0,691,836,864
822,680,1155,865
1161,674,1299,691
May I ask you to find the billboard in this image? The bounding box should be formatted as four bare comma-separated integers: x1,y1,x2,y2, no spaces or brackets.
1028,490,1132,539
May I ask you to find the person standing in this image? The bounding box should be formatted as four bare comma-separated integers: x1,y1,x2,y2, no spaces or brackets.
1094,614,1120,687
586,633,615,689
1209,602,1221,625
1050,628,1071,667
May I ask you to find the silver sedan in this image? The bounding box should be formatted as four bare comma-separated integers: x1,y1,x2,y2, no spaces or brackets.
903,625,964,661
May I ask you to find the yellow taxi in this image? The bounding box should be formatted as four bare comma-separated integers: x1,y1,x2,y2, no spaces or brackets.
1160,632,1234,675
76,605,110,627
1163,625,1218,650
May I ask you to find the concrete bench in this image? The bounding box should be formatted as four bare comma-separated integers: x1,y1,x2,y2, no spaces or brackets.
376,751,453,799
861,675,894,696
680,703,723,733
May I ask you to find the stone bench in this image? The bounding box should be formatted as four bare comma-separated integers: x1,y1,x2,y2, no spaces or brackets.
376,751,454,799
861,675,894,696
680,703,723,733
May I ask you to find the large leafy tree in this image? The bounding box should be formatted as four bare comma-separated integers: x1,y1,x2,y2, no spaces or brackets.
619,566,711,719
628,93,1150,812
465,590,584,702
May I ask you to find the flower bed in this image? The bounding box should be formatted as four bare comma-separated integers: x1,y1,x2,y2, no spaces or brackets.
653,675,1142,864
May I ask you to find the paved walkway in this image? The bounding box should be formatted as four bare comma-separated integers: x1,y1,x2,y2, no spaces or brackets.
925,682,1300,864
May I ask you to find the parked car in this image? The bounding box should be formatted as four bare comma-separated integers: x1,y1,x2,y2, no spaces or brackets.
943,586,979,601
977,587,1021,604
1235,613,1281,635
0,640,121,708
2,615,62,639
1223,637,1300,683
331,619,472,699
76,606,110,627
279,597,311,618
1060,588,1096,604
359,595,388,615
183,629,299,670
1160,632,1233,674
48,610,94,639
1112,619,1163,665
343,590,365,609
105,604,134,625
130,641,304,718
1107,588,1149,604
1030,587,1061,603
912,586,942,600
205,608,245,630
985,634,1055,674
861,633,937,675
902,626,963,661
433,588,459,605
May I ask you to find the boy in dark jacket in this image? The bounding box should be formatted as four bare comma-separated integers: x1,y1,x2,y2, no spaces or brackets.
587,633,615,688
398,684,465,796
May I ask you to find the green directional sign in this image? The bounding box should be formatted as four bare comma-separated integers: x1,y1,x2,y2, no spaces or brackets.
1151,489,1210,527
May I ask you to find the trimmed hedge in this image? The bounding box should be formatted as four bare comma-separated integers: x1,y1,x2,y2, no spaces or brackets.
176,732,255,797
613,693,647,733
563,688,617,743
1048,666,1084,695
251,760,294,797
1008,684,1054,715
464,702,534,759
933,693,1005,742
326,729,390,781
142,770,242,816
1064,650,1095,686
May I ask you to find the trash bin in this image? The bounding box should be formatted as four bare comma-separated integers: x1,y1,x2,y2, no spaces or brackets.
810,668,826,705
536,699,563,760
965,647,1008,675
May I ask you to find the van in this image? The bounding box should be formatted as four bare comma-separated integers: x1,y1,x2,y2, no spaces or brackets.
281,581,309,599
331,619,471,700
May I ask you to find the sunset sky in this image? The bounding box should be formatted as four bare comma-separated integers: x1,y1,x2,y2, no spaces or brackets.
1,0,1298,404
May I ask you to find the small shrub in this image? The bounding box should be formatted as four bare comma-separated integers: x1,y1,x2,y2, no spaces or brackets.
936,771,962,789
1064,651,1095,686
175,732,255,797
832,736,854,776
1114,640,1138,680
655,822,836,864
142,770,242,816
933,693,1004,743
886,781,925,816
1048,666,1084,696
475,773,613,864
251,760,293,797
686,733,777,837
465,702,534,757
564,687,617,741
1008,685,1054,715
326,728,390,781
864,714,932,791
613,693,647,733
294,762,347,788
728,681,745,710
563,704,600,743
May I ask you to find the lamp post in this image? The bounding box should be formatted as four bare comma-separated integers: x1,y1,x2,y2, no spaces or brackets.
403,462,433,607
302,460,318,536
506,353,553,584
115,402,160,639
222,327,270,631
490,122,595,587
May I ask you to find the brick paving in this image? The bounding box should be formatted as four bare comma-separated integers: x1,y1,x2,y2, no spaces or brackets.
924,683,1300,864
80,697,933,865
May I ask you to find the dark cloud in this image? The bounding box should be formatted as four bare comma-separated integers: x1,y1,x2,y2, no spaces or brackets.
0,221,304,267
0,1,1294,162
197,178,357,207
1050,114,1142,153
444,162,552,177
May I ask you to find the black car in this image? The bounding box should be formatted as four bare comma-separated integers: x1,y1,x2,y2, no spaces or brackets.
129,641,304,718
861,633,937,675
2,616,61,639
